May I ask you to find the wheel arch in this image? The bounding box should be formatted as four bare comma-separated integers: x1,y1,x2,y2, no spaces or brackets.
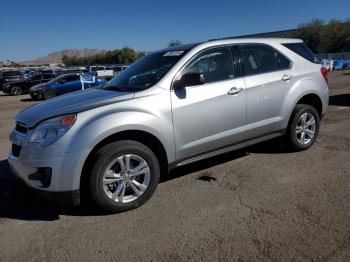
295,93,323,118
80,129,169,198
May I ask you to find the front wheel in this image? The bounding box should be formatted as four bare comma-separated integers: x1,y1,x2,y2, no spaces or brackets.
89,140,160,213
287,104,320,151
43,89,56,100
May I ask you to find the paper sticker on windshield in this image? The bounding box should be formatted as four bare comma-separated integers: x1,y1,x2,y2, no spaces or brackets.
163,51,184,56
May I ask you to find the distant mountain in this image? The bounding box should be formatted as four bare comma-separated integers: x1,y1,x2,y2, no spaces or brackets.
20,48,105,65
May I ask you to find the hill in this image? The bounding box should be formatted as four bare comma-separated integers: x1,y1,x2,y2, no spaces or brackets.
20,48,105,65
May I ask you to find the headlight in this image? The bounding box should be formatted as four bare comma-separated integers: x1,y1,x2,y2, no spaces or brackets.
29,114,76,146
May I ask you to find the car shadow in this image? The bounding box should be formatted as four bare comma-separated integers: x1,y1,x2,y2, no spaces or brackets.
20,98,38,102
329,93,350,107
0,139,289,221
0,159,105,221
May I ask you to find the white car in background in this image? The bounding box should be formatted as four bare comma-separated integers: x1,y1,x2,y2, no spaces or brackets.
89,66,114,80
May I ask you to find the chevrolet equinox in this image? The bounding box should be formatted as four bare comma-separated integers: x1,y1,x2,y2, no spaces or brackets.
8,38,329,212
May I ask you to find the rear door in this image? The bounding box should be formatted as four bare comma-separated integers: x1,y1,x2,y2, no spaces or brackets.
238,44,294,139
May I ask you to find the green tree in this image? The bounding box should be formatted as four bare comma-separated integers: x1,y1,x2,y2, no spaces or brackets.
295,19,325,53
321,19,347,53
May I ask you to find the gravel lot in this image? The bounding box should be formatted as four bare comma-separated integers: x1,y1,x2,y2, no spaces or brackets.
0,71,349,261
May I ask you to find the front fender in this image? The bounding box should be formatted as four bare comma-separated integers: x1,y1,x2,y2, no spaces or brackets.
51,99,174,189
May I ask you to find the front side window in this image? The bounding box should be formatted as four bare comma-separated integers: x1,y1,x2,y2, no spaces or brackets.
239,44,291,76
182,47,234,84
64,75,80,82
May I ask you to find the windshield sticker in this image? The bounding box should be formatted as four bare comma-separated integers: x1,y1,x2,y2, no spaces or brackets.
163,51,184,56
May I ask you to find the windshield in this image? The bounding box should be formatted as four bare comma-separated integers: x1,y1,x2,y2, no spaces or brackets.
104,50,188,92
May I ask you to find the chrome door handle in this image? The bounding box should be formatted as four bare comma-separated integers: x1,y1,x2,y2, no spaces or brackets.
228,87,242,95
282,74,293,81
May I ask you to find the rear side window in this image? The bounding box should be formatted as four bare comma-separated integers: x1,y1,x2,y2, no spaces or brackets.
283,43,317,63
183,47,235,84
238,44,291,76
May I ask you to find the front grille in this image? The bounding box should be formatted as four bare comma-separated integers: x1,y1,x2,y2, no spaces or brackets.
12,144,21,157
15,122,27,134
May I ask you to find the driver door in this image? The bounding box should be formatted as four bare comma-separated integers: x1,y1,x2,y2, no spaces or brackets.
171,47,247,161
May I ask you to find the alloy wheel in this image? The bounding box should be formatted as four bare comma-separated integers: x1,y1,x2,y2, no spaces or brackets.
295,112,316,145
102,154,151,203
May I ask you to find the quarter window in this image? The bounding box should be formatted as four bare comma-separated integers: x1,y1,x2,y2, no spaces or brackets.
183,47,235,84
239,44,291,76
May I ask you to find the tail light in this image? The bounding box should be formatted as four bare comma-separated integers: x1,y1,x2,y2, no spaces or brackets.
321,67,328,83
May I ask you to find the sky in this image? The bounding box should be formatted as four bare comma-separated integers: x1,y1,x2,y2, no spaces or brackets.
0,0,349,62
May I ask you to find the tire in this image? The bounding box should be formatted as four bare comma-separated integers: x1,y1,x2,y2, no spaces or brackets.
43,89,56,100
89,140,160,213
287,104,320,151
10,86,22,96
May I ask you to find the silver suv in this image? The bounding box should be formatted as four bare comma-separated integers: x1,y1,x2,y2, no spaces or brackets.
8,38,329,212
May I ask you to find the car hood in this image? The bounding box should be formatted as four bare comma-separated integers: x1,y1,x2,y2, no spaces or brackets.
16,88,135,127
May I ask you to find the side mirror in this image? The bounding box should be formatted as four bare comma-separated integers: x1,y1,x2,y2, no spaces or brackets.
59,79,66,84
173,73,205,90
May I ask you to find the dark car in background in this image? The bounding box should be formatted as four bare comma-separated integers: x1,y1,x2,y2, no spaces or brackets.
2,72,57,95
29,73,106,100
61,68,89,75
0,70,24,90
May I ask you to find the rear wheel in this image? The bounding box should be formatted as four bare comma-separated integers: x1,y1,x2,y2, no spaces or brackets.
287,104,320,151
89,140,160,213
43,89,56,100
10,86,22,96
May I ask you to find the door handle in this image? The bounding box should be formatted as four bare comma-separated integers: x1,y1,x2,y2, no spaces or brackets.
228,87,242,95
282,74,293,81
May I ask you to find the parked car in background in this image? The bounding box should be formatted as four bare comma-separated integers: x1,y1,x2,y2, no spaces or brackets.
61,68,89,75
8,38,329,213
29,73,106,100
2,72,57,95
342,60,350,70
333,60,343,71
0,70,23,90
22,69,36,79
320,59,332,71
89,66,114,80
107,65,129,76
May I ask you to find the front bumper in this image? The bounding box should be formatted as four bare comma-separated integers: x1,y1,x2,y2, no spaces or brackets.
30,90,43,99
8,130,84,206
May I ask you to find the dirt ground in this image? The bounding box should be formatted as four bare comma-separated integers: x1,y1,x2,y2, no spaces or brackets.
0,71,349,261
